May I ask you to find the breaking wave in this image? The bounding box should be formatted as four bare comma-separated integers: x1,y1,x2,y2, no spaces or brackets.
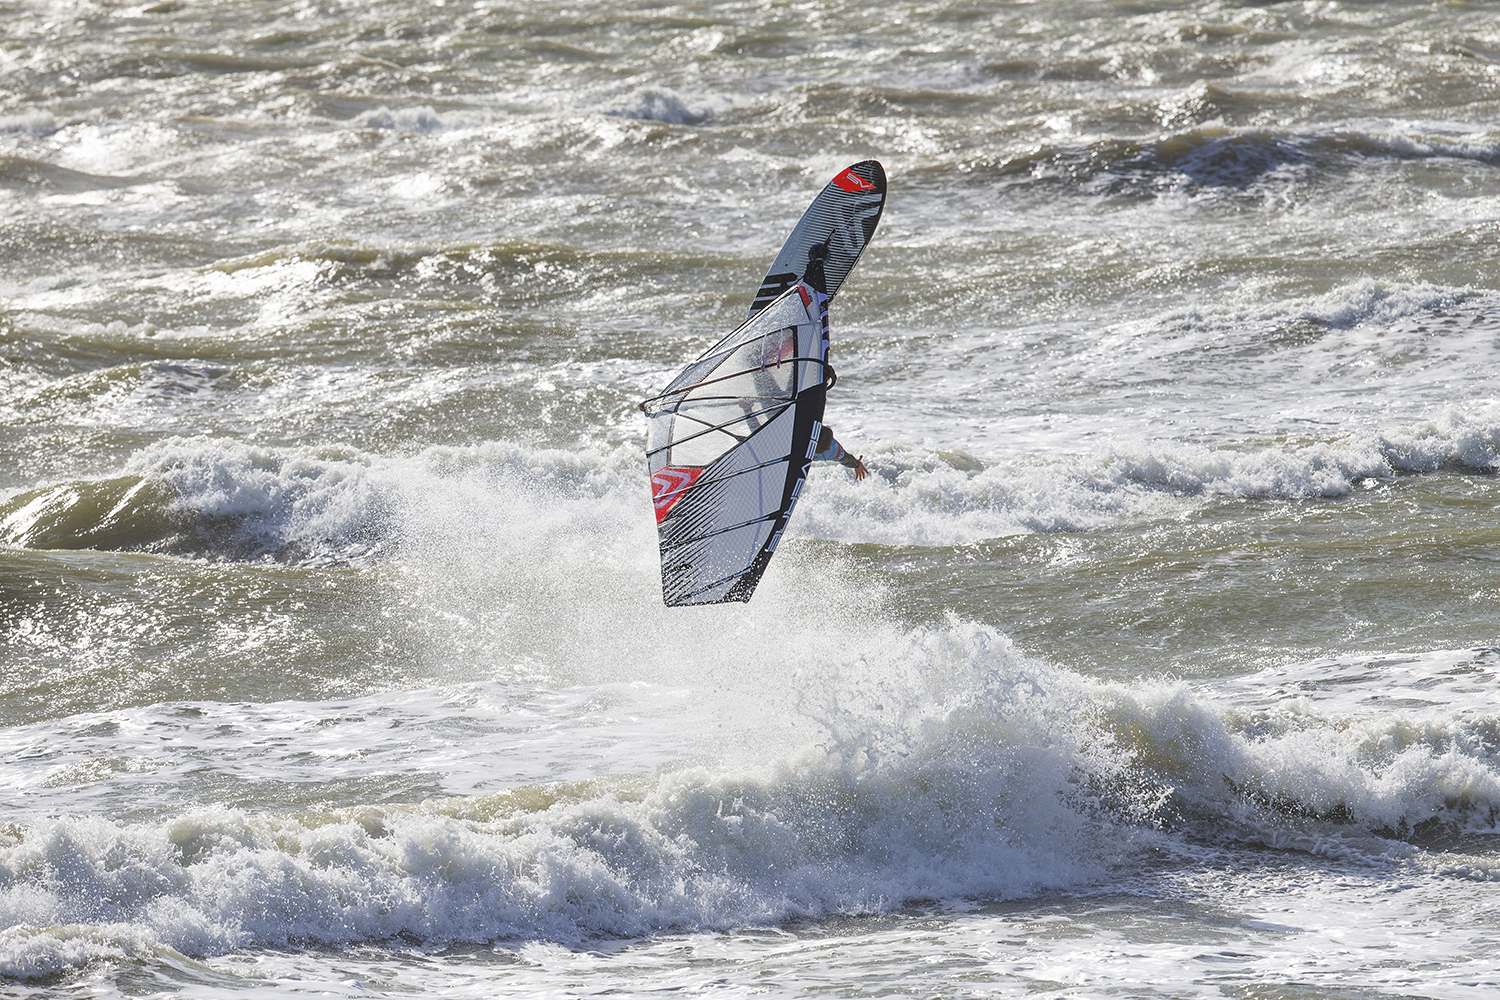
3,623,1498,980
801,405,1500,547
602,88,721,126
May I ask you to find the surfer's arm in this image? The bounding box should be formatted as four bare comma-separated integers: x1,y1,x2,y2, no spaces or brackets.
814,438,868,480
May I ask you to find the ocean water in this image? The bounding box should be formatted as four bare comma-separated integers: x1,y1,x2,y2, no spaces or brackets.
3,0,1500,996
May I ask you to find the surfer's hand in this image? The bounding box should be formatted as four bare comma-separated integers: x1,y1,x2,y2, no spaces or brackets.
853,457,867,481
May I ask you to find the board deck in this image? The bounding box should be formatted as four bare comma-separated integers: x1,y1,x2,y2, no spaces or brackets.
747,160,886,317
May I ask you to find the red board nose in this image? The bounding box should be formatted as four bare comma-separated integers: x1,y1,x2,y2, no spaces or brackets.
833,168,876,193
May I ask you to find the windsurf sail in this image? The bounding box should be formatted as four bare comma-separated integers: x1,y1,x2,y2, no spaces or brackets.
644,282,830,606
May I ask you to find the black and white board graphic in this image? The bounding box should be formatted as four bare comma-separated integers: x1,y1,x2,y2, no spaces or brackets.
748,160,886,316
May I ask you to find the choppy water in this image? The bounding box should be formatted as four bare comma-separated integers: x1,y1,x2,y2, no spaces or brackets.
4,0,1500,996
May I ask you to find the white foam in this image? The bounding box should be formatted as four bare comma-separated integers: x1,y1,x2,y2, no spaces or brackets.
1100,405,1500,492
1097,666,1500,851
794,403,1500,547
4,620,1498,980
0,621,1147,969
88,393,1500,568
351,105,447,134
48,121,177,178
1375,406,1500,472
121,437,391,564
